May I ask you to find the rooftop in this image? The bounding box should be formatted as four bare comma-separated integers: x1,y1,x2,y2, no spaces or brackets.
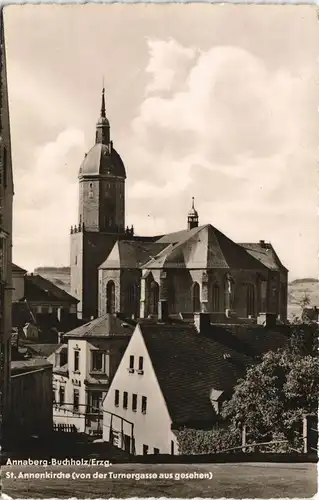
11,358,52,376
25,274,78,304
137,319,289,428
64,313,136,339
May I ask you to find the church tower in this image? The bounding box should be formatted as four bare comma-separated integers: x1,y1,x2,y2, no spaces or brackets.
187,197,199,230
70,88,127,320
78,88,126,233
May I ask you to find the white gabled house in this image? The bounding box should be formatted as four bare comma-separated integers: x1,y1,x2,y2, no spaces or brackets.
103,321,178,455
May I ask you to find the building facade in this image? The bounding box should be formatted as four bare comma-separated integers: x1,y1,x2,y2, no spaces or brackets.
51,314,134,435
71,90,288,325
0,7,14,441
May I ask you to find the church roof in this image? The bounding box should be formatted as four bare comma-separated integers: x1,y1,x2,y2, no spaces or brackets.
79,143,126,178
99,240,168,270
238,242,288,272
143,224,269,270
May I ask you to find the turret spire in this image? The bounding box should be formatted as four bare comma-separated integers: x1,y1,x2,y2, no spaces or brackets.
187,196,199,230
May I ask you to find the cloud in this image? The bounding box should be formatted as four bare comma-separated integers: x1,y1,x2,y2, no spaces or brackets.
145,38,197,94
13,128,85,270
125,39,318,278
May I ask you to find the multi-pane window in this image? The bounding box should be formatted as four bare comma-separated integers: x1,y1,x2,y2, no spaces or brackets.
73,389,80,412
141,396,147,414
74,350,79,371
247,284,255,317
123,391,128,409
114,389,119,407
89,391,103,412
59,386,65,405
91,351,105,372
132,393,137,412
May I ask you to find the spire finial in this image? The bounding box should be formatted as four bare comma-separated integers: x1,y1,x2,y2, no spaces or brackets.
101,85,106,118
192,196,195,209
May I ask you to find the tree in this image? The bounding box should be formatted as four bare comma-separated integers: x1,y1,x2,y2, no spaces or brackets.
221,326,319,451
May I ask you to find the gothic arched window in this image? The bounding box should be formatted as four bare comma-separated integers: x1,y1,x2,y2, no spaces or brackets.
246,284,255,317
106,280,116,314
149,281,159,315
192,282,201,313
212,284,220,312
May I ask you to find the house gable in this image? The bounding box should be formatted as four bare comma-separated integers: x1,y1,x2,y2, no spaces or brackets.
103,324,176,454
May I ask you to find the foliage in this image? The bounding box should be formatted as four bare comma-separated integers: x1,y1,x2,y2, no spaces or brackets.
176,426,241,455
221,324,319,452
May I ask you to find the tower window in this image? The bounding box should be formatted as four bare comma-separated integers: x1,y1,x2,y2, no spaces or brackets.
106,280,116,313
89,182,93,198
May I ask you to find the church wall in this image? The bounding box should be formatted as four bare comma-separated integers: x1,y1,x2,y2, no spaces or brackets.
120,268,141,318
99,267,121,316
83,233,119,321
79,177,100,232
99,178,125,233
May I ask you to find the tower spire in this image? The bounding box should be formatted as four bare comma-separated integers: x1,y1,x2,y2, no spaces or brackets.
95,85,110,145
101,87,106,118
187,196,199,230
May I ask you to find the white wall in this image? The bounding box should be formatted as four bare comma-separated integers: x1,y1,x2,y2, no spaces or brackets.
103,325,177,455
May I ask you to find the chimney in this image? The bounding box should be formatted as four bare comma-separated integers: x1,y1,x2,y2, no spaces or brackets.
259,240,265,247
158,301,169,322
194,312,211,333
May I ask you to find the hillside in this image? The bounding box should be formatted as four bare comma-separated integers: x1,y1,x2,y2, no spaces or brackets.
288,279,319,319
32,267,319,320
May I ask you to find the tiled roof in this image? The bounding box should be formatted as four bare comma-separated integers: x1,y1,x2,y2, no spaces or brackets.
138,319,289,428
11,359,52,375
64,313,135,339
99,240,168,270
26,343,60,358
25,274,78,304
139,320,253,427
239,242,288,272
12,263,27,274
143,225,268,270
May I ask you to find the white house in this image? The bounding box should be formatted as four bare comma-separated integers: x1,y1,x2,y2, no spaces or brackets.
51,313,134,435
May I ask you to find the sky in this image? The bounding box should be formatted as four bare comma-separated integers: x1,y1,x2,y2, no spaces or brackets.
3,4,319,279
